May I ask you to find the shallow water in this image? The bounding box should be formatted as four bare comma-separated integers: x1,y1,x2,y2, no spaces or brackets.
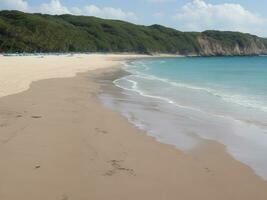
100,56,267,180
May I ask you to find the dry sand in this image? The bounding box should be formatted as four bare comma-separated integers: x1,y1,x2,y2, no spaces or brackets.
0,54,149,97
0,55,267,200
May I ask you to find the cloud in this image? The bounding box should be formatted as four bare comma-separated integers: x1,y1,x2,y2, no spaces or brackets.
73,5,137,20
173,0,267,36
0,0,137,21
39,0,70,15
1,0,29,11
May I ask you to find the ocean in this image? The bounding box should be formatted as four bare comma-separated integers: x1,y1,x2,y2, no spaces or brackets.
100,56,267,180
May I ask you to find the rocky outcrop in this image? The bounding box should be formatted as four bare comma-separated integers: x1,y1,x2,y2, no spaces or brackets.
197,35,267,56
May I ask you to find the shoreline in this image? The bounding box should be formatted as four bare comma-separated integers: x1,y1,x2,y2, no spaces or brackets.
98,66,267,181
0,53,182,98
1,55,267,199
105,58,267,181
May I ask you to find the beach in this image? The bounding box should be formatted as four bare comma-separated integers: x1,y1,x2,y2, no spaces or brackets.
0,54,267,200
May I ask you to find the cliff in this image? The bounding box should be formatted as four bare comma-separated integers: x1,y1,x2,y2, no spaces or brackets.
198,31,267,56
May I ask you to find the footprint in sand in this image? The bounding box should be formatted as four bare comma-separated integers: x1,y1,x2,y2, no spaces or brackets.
204,167,214,175
31,116,42,119
104,160,135,176
35,165,41,169
95,128,108,134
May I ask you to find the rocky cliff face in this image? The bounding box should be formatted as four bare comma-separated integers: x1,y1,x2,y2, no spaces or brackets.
197,35,267,56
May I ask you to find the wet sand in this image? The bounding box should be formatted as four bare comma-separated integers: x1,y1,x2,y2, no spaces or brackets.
0,55,267,199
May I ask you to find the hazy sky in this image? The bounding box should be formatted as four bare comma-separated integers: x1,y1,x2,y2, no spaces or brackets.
1,0,267,37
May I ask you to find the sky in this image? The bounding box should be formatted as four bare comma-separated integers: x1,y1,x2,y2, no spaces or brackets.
1,0,267,37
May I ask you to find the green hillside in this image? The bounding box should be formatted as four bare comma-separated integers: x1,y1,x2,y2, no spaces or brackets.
0,10,266,55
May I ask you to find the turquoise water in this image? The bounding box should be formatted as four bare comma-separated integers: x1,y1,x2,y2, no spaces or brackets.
125,56,267,114
101,56,267,180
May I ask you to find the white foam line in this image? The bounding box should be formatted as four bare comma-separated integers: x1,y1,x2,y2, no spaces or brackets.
124,67,267,113
114,76,207,112
114,75,267,132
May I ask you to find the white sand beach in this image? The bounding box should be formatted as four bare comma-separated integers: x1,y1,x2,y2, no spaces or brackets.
0,54,267,200
0,54,148,97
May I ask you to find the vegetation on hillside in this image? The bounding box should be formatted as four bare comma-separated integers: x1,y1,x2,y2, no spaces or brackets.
0,10,266,55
